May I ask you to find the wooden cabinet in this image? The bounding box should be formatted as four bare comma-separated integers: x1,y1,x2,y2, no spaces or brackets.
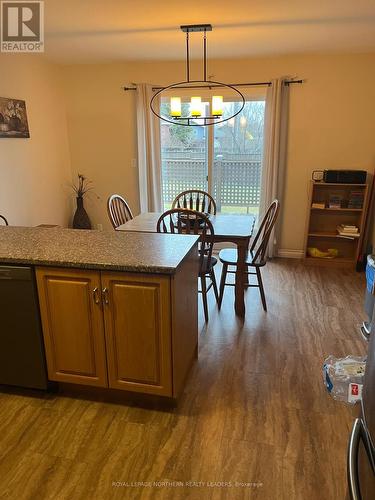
36,254,198,399
102,273,172,396
36,268,108,387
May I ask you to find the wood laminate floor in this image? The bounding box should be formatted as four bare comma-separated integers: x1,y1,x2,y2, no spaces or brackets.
0,259,367,499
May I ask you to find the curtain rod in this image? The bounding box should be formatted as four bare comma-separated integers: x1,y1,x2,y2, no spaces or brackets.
122,80,304,91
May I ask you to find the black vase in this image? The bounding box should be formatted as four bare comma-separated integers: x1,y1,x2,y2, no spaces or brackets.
73,196,91,230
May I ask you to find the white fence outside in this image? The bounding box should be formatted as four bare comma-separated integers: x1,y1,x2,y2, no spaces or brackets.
162,153,262,211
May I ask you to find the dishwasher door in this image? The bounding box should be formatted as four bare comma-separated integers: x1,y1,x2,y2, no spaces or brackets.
0,266,48,389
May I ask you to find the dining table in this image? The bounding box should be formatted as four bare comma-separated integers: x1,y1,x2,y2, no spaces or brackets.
117,212,255,317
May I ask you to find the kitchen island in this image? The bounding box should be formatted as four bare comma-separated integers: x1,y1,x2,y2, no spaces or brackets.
0,226,199,400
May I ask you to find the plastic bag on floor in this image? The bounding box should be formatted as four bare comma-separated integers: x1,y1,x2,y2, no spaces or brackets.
323,355,366,404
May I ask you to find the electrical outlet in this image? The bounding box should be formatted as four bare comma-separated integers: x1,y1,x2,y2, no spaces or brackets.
96,224,103,231
131,158,137,169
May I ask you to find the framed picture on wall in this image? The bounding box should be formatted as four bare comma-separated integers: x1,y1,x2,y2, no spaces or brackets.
0,97,30,138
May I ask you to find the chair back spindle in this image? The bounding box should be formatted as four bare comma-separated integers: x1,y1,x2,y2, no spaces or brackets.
107,194,133,229
157,208,215,276
172,190,217,215
250,200,280,265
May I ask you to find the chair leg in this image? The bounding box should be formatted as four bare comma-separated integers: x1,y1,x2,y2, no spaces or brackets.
218,263,228,309
256,267,267,311
210,268,219,304
200,276,209,322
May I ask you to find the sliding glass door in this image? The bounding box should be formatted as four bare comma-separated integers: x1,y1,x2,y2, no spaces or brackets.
212,100,265,215
160,117,208,209
160,95,266,215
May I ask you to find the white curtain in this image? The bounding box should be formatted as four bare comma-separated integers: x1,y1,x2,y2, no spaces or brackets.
260,78,290,257
135,83,163,212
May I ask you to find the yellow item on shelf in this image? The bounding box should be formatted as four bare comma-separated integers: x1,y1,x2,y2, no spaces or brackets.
307,247,338,259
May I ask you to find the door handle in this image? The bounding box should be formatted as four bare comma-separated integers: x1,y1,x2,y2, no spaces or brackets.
102,287,109,305
348,419,363,500
348,418,375,500
92,287,101,305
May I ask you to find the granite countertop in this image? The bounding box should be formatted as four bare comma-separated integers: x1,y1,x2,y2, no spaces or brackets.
0,226,199,274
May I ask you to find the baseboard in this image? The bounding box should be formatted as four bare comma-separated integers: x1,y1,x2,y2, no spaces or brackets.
277,249,304,259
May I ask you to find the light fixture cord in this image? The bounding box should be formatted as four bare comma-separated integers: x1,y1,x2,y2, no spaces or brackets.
203,30,207,82
186,31,190,82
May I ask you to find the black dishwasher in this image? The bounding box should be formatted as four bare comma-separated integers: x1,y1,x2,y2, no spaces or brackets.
0,265,48,389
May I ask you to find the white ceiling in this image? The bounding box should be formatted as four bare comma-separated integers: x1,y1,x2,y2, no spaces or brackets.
44,0,375,63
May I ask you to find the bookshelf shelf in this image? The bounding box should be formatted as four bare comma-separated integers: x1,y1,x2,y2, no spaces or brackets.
312,182,367,187
303,180,370,268
311,207,363,212
308,232,359,239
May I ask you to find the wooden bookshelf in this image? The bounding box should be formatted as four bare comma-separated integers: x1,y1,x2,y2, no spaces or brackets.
303,180,370,268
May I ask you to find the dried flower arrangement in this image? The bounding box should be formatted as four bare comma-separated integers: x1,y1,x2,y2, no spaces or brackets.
71,174,93,198
71,174,93,229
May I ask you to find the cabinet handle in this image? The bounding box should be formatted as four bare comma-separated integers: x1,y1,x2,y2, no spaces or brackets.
102,287,109,305
93,287,101,304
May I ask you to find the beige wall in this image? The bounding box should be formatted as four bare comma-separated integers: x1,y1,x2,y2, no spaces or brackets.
0,55,72,227
62,53,375,252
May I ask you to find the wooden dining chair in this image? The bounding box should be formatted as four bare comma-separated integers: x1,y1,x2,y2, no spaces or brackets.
172,189,217,215
218,200,280,311
0,215,8,226
157,208,219,322
107,194,133,229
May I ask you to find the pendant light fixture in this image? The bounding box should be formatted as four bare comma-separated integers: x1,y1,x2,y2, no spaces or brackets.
150,24,245,127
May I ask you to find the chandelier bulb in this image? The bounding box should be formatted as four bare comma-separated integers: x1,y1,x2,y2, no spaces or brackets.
212,96,223,116
170,97,181,117
190,97,202,117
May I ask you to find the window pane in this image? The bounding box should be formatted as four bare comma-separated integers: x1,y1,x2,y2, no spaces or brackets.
213,100,265,215
160,102,208,210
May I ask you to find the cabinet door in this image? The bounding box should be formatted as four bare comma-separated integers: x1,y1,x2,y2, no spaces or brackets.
102,272,172,396
36,268,107,387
